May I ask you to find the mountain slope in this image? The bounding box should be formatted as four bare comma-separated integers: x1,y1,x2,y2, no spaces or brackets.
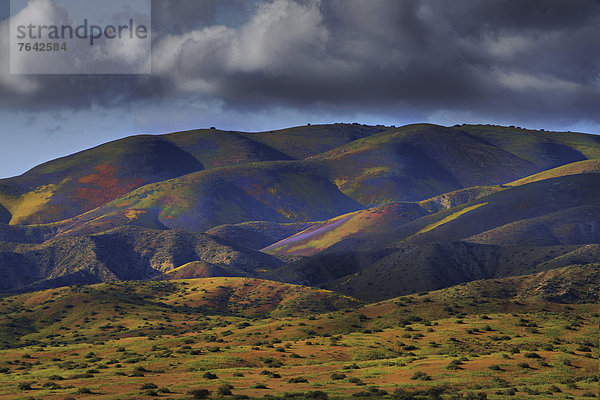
206,220,315,249
0,226,283,293
2,123,600,297
0,124,387,226
262,202,428,256
48,124,600,236
325,173,600,253
312,123,600,205
0,136,205,225
467,206,600,247
74,161,365,232
0,124,600,229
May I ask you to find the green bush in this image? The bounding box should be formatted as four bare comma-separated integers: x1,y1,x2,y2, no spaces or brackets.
288,377,308,383
203,371,218,379
188,389,211,399
410,371,431,381
251,383,268,389
217,384,233,395
331,372,346,380
141,383,158,389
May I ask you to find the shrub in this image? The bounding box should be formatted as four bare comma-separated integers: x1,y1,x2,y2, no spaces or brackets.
303,391,328,399
548,385,561,393
251,383,268,389
524,352,541,359
217,384,233,395
410,371,431,381
18,382,32,390
348,377,364,385
446,359,463,370
464,392,488,400
141,383,158,389
76,387,92,394
203,371,218,380
188,389,211,399
288,377,308,383
331,372,346,380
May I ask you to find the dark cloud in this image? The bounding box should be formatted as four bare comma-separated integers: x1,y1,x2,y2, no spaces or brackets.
152,0,218,34
1,0,599,128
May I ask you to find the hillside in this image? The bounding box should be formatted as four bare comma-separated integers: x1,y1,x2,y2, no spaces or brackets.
0,136,205,225
1,123,600,299
206,221,315,250
467,206,600,247
262,202,428,256
0,268,596,399
31,124,600,239
0,226,283,293
0,124,387,226
264,240,590,301
321,173,600,254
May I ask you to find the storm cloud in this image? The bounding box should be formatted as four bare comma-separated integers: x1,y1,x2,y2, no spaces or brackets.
1,0,600,127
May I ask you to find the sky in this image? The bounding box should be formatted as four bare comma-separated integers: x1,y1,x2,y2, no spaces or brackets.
1,0,600,178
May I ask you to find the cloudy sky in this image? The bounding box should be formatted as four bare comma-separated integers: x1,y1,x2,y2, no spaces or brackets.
1,0,599,178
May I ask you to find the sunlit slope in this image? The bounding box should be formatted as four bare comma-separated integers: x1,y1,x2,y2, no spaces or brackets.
262,202,428,256
0,124,386,226
0,136,205,225
261,160,600,257
81,161,364,232
311,124,600,205
163,261,236,280
325,173,600,253
413,159,600,213
506,158,600,186
0,268,596,399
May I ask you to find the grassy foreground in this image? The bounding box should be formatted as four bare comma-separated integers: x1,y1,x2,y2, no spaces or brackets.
0,275,597,399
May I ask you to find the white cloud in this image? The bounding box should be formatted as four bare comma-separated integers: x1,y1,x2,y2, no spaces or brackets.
152,0,329,90
494,70,581,93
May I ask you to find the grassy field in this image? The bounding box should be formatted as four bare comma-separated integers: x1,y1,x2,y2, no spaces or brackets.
0,273,596,400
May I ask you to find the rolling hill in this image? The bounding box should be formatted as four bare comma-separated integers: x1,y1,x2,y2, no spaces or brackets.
262,202,428,256
0,136,205,225
0,226,283,293
0,124,387,226
0,122,598,399
0,265,596,399
31,124,600,238
1,123,600,297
